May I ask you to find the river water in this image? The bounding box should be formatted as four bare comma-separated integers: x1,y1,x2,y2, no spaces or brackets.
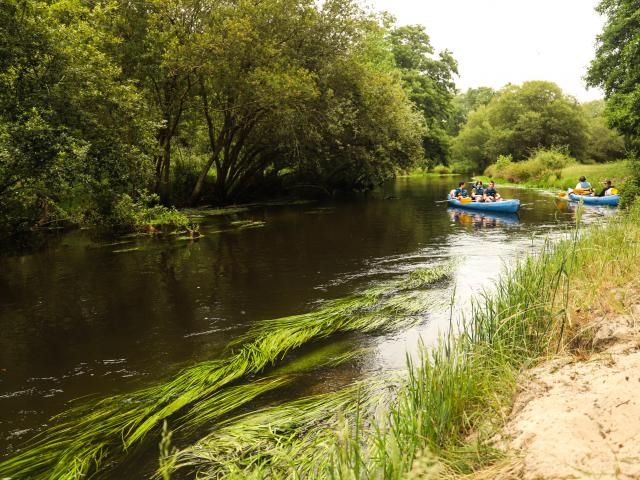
0,176,615,458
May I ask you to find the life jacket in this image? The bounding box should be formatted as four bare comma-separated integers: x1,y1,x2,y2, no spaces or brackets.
454,188,468,197
485,187,497,197
473,186,484,196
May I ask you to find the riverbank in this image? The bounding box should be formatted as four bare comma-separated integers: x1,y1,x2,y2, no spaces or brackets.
475,160,629,192
400,205,640,479
497,307,640,479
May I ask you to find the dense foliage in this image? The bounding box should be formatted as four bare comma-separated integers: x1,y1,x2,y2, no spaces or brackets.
448,86,496,136
388,24,458,167
1,0,447,239
587,0,640,203
484,148,574,184
451,81,593,173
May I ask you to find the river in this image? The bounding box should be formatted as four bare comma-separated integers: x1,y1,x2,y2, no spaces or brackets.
0,176,614,461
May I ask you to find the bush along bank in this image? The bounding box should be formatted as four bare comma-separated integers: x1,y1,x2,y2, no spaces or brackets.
160,204,640,479
480,148,629,193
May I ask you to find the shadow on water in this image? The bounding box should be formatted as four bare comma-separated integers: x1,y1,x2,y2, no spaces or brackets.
0,176,615,464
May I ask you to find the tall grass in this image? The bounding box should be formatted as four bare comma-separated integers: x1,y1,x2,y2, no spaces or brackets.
164,205,640,479
0,265,451,479
482,156,629,191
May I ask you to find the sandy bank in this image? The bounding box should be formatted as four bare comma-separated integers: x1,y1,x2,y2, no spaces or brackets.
500,306,640,479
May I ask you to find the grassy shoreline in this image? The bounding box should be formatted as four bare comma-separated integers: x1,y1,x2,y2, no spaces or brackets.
162,204,640,479
475,160,629,192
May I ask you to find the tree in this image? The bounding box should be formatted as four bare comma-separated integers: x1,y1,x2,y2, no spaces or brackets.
586,0,640,154
165,0,425,203
387,24,458,166
99,0,197,201
288,19,426,192
452,81,590,172
0,0,153,239
582,100,626,162
448,87,496,136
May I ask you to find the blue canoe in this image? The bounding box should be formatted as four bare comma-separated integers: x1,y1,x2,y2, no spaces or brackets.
447,195,520,213
567,192,620,206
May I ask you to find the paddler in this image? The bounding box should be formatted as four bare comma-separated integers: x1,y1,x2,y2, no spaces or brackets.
574,176,593,195
452,181,469,199
484,181,502,202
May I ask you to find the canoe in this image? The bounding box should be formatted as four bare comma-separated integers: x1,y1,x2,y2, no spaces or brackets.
447,195,520,213
567,192,619,206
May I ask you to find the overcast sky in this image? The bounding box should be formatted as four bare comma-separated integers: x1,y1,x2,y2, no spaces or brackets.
367,0,604,101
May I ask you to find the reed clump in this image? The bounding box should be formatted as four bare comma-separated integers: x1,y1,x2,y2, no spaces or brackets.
0,264,451,479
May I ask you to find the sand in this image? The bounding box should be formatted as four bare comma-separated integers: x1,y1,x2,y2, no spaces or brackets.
501,310,640,479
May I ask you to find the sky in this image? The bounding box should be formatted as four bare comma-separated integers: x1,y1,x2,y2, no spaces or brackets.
367,0,605,101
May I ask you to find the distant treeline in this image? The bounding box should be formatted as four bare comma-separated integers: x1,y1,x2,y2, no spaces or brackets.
449,83,626,174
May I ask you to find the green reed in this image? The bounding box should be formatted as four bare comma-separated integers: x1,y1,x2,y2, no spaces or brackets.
0,264,451,479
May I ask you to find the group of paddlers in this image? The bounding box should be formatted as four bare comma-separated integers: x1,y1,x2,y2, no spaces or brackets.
452,176,618,202
451,180,502,202
570,176,618,197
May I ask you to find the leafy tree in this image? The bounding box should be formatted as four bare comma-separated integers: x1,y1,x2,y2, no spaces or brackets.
99,0,197,201
586,0,640,153
289,19,426,192
388,24,458,166
448,87,496,136
582,100,626,162
452,81,589,172
0,0,153,240
586,0,640,202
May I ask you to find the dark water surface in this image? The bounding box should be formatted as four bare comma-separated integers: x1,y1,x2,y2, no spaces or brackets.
0,176,615,457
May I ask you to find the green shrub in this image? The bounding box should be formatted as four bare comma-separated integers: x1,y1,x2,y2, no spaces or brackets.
432,164,451,174
450,159,476,174
484,148,574,184
109,191,192,233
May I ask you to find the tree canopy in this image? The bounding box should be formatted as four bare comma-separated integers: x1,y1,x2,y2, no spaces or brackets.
452,81,591,172
586,0,640,202
387,24,458,166
1,0,449,239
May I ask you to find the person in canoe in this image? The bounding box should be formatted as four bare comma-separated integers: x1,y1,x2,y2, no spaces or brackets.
451,181,469,199
596,179,617,197
574,176,593,195
472,181,485,201
484,181,502,201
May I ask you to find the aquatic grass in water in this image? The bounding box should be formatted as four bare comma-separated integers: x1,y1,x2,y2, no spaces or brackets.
169,379,396,479
0,264,452,479
164,208,640,479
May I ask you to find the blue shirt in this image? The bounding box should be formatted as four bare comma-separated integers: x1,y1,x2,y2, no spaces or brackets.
454,188,468,197
485,187,497,197
576,181,592,189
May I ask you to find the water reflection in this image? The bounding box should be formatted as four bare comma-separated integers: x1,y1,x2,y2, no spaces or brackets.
448,207,520,228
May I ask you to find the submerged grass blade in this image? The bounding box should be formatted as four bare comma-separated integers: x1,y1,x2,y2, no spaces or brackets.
169,378,396,479
0,264,451,479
